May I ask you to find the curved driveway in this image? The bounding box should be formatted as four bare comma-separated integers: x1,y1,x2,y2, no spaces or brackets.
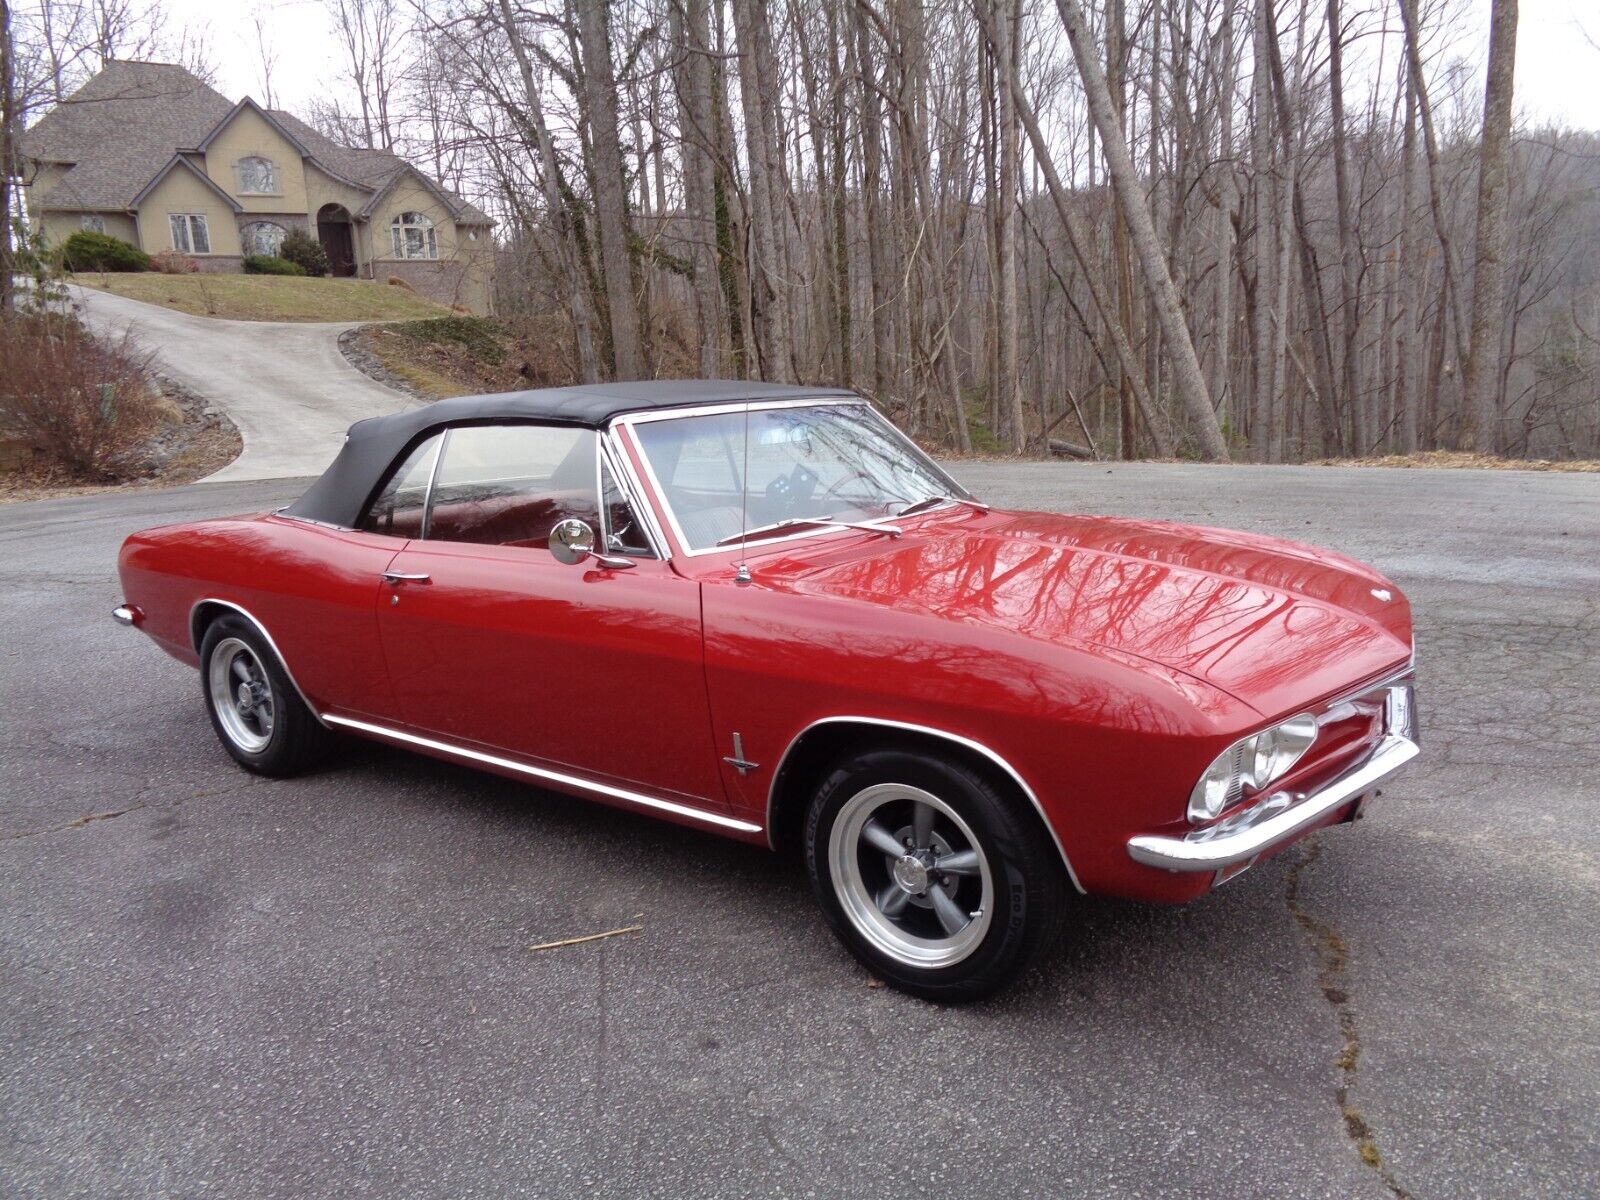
72,285,417,482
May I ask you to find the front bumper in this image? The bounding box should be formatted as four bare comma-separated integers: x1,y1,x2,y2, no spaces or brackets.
1127,682,1419,873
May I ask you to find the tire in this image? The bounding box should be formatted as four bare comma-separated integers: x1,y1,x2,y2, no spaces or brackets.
198,614,336,777
804,746,1066,1002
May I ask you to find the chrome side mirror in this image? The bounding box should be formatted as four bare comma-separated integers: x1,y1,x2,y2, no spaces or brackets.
549,518,596,565
549,517,636,569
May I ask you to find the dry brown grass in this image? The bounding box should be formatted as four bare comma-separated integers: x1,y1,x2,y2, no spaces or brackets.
78,273,451,322
1307,450,1600,473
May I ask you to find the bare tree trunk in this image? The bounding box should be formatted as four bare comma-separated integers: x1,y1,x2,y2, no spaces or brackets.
1398,0,1469,385
494,0,599,382
1,0,16,317
1262,0,1340,455
731,0,794,382
852,0,894,400
1054,0,1229,460
671,0,724,377
1246,0,1276,460
1462,0,1518,453
575,0,646,380
1106,0,1136,459
1209,1,1237,426
991,0,1023,450
1326,0,1364,452
1395,64,1421,454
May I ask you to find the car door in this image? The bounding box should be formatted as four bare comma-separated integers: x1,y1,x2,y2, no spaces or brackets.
370,421,728,808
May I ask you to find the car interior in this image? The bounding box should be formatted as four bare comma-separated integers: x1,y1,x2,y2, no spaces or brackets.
358,424,651,556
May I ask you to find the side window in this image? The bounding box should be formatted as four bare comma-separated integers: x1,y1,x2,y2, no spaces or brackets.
360,433,442,537
601,454,653,556
426,424,600,549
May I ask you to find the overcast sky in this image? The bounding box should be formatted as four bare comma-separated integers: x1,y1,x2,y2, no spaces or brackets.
163,0,1600,132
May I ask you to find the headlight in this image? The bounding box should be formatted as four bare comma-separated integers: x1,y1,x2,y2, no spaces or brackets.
1187,714,1318,824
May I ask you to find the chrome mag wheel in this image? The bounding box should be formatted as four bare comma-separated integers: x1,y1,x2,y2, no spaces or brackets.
828,782,995,969
207,636,275,753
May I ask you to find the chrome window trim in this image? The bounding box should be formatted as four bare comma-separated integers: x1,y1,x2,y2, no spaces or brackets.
613,399,964,560
766,715,1086,894
597,430,663,560
320,713,763,834
613,397,857,427
188,598,329,729
272,509,355,533
418,427,450,540
606,429,671,558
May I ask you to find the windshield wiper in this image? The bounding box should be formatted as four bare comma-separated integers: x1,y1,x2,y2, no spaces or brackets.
716,515,903,547
895,494,991,517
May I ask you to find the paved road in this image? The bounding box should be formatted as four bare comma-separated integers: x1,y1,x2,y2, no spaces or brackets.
71,286,415,483
2,464,1596,1198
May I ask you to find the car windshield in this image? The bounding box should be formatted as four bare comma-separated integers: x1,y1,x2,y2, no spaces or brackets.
629,402,968,552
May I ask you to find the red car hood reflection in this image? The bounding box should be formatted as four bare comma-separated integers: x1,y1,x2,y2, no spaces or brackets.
767,510,1413,719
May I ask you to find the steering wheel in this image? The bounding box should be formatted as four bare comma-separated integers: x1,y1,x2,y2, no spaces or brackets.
823,470,876,506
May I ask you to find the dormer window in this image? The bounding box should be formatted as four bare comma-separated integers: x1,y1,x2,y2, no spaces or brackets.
391,211,438,260
238,157,277,194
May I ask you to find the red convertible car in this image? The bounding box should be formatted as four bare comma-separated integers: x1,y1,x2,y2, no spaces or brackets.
115,382,1418,1000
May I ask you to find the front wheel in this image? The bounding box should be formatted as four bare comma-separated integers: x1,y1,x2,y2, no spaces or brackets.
804,747,1066,1002
199,615,335,777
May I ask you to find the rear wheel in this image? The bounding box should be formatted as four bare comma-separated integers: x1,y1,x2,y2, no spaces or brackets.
199,615,335,776
804,747,1066,1002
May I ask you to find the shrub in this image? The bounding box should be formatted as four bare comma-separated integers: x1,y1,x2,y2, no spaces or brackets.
386,275,416,292
61,231,150,273
279,228,330,277
243,255,306,276
0,315,161,479
390,316,506,365
149,250,199,275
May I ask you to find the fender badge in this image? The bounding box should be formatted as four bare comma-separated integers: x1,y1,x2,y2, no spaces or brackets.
1371,588,1392,602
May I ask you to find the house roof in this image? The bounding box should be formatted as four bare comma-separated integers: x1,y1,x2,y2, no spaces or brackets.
19,61,234,212
130,154,243,212
20,60,493,226
283,383,861,528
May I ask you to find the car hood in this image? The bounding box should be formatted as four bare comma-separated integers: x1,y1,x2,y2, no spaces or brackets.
764,510,1413,719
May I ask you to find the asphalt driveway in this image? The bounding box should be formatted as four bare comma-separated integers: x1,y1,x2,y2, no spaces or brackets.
71,286,416,483
2,463,1596,1198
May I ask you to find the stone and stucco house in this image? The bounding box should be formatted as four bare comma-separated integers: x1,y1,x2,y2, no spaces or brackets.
18,60,495,313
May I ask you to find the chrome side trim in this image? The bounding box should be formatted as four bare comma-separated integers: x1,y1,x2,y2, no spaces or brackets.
1128,730,1420,872
321,714,765,835
188,598,330,729
766,716,1086,894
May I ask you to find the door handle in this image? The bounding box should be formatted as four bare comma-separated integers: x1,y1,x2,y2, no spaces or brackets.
382,571,431,584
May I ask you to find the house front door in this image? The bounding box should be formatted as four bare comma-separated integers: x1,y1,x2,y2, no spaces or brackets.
317,214,356,277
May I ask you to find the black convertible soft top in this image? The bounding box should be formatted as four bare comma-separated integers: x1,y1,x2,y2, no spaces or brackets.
282,380,858,528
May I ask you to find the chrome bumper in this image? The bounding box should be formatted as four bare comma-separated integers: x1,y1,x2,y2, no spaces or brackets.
1127,690,1419,873
112,604,138,627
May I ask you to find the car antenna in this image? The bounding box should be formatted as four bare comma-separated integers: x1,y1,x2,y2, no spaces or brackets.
734,402,752,584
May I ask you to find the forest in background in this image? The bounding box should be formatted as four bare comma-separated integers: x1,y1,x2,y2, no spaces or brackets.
5,0,1599,461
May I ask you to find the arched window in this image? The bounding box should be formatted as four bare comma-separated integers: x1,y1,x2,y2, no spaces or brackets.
237,157,277,194
391,211,438,261
241,221,288,257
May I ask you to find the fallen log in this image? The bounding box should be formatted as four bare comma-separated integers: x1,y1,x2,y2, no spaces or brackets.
1048,438,1095,460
